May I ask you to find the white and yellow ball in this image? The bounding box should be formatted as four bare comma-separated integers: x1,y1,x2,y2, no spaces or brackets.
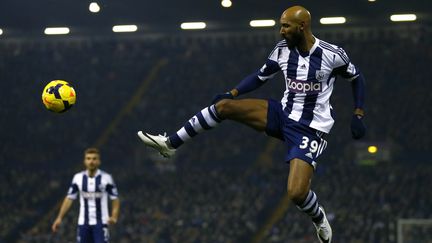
42,80,76,113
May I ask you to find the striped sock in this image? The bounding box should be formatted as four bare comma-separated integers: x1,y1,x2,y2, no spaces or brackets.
168,104,222,149
296,190,324,224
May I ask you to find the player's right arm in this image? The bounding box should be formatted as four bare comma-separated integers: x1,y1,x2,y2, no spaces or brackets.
52,197,74,232
52,175,79,233
212,43,282,103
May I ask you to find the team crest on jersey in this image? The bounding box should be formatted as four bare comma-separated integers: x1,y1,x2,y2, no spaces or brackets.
315,70,326,81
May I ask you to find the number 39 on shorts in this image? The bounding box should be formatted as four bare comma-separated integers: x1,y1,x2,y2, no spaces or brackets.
299,136,319,152
299,136,327,158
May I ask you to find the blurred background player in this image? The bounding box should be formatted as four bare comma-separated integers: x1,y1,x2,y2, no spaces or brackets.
138,5,366,243
51,148,120,243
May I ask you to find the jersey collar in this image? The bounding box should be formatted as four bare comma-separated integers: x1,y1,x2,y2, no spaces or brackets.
86,169,101,177
297,36,319,57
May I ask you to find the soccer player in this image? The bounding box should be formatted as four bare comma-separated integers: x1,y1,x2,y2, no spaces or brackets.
138,5,366,243
51,148,120,243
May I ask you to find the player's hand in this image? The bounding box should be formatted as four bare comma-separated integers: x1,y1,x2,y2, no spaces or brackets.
350,114,366,139
107,216,118,225
211,91,234,104
52,218,62,233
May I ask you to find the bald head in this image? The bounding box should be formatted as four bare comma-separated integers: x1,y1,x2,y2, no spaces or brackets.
281,5,312,31
279,5,314,49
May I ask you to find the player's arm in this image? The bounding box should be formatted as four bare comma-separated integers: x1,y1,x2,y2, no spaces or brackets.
106,175,120,225
52,176,79,233
349,73,366,139
52,197,74,233
334,49,366,139
351,73,365,116
108,198,120,225
212,46,281,103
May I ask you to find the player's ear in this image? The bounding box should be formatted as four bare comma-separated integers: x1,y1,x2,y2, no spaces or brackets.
299,22,305,31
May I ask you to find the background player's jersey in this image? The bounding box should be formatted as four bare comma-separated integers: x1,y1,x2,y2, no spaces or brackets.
258,37,360,133
67,169,118,225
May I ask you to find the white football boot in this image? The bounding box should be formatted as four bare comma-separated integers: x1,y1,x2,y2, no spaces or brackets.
313,206,332,243
137,131,176,158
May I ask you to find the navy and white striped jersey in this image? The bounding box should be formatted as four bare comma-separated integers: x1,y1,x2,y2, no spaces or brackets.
67,169,118,225
259,37,360,133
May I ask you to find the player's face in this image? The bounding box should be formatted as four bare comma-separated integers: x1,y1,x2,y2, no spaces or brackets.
84,153,100,171
279,18,302,49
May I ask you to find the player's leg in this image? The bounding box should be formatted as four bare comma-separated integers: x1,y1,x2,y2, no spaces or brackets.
287,158,319,219
92,224,109,243
168,98,268,145
77,225,94,243
137,99,268,157
215,99,268,130
280,115,332,242
287,159,332,242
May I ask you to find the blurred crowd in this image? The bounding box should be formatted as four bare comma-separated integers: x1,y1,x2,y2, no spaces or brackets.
1,26,431,242
13,160,432,243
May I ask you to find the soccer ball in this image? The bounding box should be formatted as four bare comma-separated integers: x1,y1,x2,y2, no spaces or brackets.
42,80,76,113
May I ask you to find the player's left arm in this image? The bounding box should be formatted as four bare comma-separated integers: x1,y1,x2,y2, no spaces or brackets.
109,198,120,225
334,48,366,139
350,73,366,139
106,175,120,225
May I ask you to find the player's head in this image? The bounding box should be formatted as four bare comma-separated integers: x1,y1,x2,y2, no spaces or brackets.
279,5,312,49
83,147,101,171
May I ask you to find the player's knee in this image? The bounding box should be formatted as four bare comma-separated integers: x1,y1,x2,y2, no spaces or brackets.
215,99,236,119
287,185,308,204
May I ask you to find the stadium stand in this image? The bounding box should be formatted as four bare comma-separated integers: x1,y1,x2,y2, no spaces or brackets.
1,26,431,242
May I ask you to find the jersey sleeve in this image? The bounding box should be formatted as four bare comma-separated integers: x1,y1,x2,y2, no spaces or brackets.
66,175,79,200
257,44,281,81
106,175,119,200
333,48,360,81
